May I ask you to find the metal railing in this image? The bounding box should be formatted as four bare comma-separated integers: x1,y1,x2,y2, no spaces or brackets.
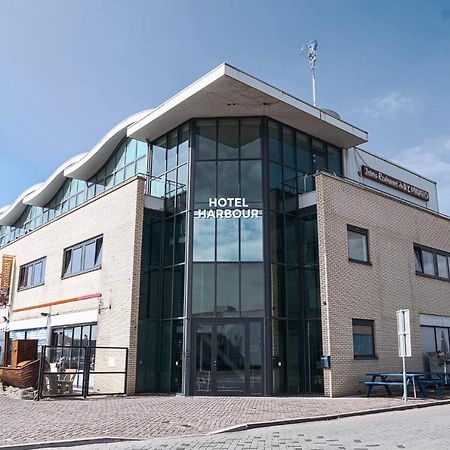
37,345,128,400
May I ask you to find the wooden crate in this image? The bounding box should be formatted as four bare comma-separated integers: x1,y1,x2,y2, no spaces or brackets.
10,340,38,368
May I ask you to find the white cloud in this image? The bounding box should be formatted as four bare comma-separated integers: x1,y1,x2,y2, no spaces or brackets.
363,92,416,118
393,136,450,215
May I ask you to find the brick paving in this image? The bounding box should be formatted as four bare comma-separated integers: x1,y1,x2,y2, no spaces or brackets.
0,394,446,446
67,403,450,449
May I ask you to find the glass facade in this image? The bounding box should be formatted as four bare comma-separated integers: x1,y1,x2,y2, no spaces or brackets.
137,116,342,396
0,138,147,248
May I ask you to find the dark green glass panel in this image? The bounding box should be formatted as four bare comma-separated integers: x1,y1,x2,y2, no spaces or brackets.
138,269,150,319
312,138,326,171
164,217,174,266
301,215,318,265
287,320,302,393
286,267,300,318
172,265,184,318
283,167,298,214
327,144,342,174
285,214,298,266
240,263,264,317
241,160,262,205
162,268,173,319
174,214,186,264
195,324,212,393
249,322,263,394
272,319,287,394
269,163,283,211
218,161,239,198
165,169,177,215
150,220,162,267
240,118,261,159
136,320,158,393
195,119,216,160
283,126,296,168
159,321,171,392
192,263,215,316
171,320,183,393
305,320,323,393
216,263,239,316
296,131,311,173
270,212,284,263
304,267,320,319
271,264,285,317
269,120,282,163
218,118,239,159
194,161,216,208
148,269,160,319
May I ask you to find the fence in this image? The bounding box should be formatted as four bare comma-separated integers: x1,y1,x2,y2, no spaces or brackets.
37,345,128,399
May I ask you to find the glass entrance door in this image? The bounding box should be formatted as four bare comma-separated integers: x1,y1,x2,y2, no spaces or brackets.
193,320,263,395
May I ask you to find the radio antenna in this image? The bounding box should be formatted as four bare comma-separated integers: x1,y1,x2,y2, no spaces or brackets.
301,40,318,106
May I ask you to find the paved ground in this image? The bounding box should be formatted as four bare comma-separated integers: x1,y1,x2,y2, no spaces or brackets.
56,403,450,449
0,393,445,446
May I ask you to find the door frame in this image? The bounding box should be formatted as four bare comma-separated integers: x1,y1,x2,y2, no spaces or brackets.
191,318,264,396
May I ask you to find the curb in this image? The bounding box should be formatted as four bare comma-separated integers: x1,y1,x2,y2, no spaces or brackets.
209,398,450,434
0,437,141,450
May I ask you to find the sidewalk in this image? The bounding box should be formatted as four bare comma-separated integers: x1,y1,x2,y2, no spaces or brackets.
0,394,446,446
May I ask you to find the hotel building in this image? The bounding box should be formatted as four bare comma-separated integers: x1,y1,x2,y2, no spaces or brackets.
1,64,449,396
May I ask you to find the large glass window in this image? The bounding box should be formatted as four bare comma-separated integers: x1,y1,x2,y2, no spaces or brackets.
415,245,450,281
347,225,369,263
352,319,375,358
192,263,215,316
18,257,46,290
63,236,103,278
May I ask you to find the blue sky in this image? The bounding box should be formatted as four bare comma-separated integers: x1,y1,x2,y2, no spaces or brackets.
1,0,450,212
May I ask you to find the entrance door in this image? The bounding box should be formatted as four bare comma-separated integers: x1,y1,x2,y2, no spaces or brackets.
193,321,263,395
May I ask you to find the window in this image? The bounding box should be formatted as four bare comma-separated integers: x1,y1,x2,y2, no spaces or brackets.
18,257,46,290
63,236,103,278
352,319,375,358
347,225,369,263
414,245,450,281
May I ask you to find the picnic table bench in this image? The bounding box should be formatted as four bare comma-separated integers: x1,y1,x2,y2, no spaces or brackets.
362,372,445,398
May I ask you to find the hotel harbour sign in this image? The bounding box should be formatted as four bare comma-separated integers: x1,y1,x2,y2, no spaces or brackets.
195,198,260,219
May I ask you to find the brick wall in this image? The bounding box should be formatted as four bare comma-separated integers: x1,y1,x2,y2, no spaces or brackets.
0,176,145,394
316,173,450,396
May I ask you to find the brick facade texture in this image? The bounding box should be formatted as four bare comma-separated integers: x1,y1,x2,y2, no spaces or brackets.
0,176,145,394
316,173,450,397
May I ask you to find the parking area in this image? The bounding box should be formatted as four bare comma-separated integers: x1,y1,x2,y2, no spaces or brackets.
0,393,447,446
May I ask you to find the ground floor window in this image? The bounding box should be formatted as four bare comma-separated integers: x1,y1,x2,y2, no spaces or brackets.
421,325,450,371
352,319,375,358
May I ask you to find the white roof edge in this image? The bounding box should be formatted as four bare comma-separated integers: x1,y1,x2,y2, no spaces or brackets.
0,109,152,225
127,64,227,137
64,109,152,180
223,63,368,140
23,152,88,207
128,62,368,142
0,183,44,226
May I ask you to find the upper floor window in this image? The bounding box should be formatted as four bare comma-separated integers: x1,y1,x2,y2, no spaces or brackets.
415,244,450,281
347,225,369,264
63,236,103,278
18,257,46,290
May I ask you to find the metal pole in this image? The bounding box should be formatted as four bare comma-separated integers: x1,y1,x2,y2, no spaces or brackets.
402,353,407,401
311,67,316,107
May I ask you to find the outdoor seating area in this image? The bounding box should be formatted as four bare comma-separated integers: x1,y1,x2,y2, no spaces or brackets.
361,372,449,398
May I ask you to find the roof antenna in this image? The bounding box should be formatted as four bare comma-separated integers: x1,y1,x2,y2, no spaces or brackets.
301,40,318,107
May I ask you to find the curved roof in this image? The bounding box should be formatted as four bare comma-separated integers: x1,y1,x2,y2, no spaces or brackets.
64,109,152,180
23,153,87,207
0,184,44,226
0,109,152,228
